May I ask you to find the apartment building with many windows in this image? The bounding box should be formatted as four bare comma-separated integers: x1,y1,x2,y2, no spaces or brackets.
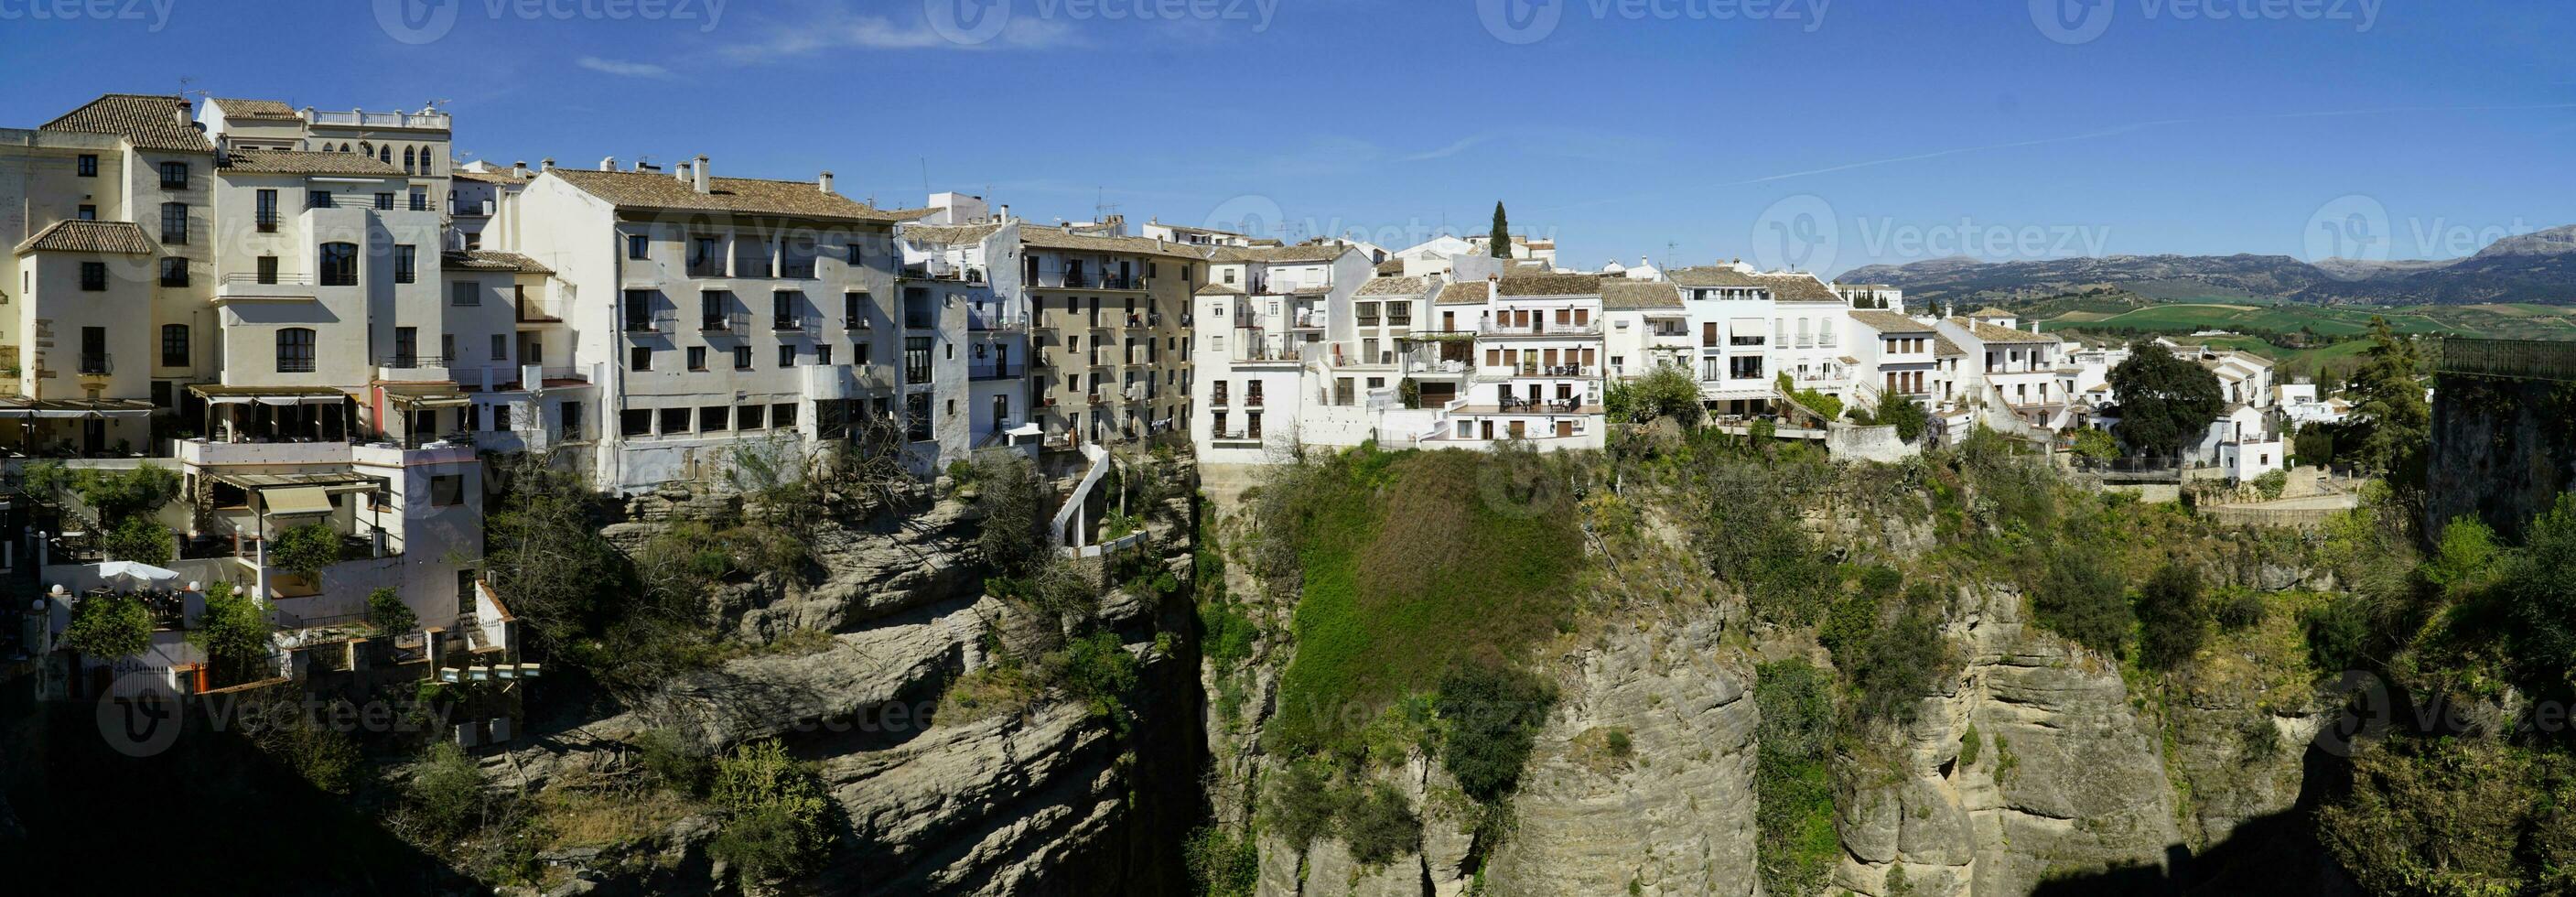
1019,226,1199,448
1415,274,1606,448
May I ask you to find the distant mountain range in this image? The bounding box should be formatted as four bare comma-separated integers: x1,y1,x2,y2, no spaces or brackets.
1837,224,2576,307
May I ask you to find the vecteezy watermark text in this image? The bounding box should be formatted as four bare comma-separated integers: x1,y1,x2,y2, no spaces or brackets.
0,0,177,31
928,0,1278,46
374,0,728,46
1479,0,1827,45
2030,0,2383,45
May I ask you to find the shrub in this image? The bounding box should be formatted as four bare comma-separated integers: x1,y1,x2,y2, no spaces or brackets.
365,587,416,635
189,580,274,686
1185,826,1260,897
1873,390,1930,442
1848,586,1954,725
2504,494,2576,679
1959,725,1982,767
102,516,175,566
710,740,833,883
635,728,713,795
63,593,151,659
1700,460,1834,625
1754,659,1838,897
2210,589,2265,631
2304,596,2372,674
72,463,181,527
2032,546,2132,656
1055,631,1138,731
2251,469,2289,501
269,522,347,580
1605,729,1633,759
1434,663,1556,804
2070,427,2121,463
407,741,490,838
2421,515,2499,593
1341,783,1423,866
1264,760,1336,848
2136,563,2207,671
1608,363,1706,428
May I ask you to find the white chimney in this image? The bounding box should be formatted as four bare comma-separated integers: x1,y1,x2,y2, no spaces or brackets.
998,203,1010,222
693,154,710,194
599,157,617,171
818,170,834,193
540,157,555,172
674,161,691,182
512,160,528,178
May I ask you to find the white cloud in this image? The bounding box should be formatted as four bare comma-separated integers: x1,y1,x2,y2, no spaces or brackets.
720,12,1084,62
577,57,673,78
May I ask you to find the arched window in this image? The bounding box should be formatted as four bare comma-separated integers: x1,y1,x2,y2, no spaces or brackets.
318,242,358,286
359,141,372,157
403,146,415,173
379,146,392,165
275,328,316,373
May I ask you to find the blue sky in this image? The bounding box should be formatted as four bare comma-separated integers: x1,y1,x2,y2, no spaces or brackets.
3,0,2571,276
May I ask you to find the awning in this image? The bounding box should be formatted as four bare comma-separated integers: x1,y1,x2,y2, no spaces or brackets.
262,485,335,516
190,384,349,403
1730,318,1766,339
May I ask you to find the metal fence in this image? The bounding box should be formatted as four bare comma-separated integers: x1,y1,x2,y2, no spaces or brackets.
2433,337,2576,383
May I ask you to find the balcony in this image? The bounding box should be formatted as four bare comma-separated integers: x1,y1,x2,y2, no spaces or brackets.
216,272,317,301
376,350,458,371
969,310,1027,331
307,109,450,129
969,362,1023,381
771,314,814,332
517,294,567,323
700,311,750,336
903,261,985,283
624,313,675,335
452,199,495,217
76,352,112,376
1289,309,1328,330
1479,319,1601,337
843,315,872,331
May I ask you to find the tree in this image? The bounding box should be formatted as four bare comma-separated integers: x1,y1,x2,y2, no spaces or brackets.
2345,317,2429,482
366,587,416,635
2069,427,2120,464
1488,201,1510,257
406,740,490,838
1606,363,1705,428
2505,494,2576,678
1873,389,1930,442
72,463,181,527
2107,340,2223,460
101,516,174,566
1434,663,1556,803
189,580,274,686
269,522,345,581
710,740,833,884
2135,563,2206,671
64,594,151,659
2033,545,2130,656
972,449,1045,577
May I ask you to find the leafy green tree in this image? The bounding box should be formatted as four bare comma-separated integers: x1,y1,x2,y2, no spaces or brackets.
972,450,1045,576
2069,427,2120,463
2505,494,2576,678
1185,826,1260,897
2420,516,2498,592
2107,340,2223,459
1607,363,1705,428
268,522,345,580
1873,389,1930,442
2033,545,2131,656
406,740,490,838
366,587,416,635
101,516,174,566
72,463,181,527
1488,201,1510,257
1056,631,1139,731
710,740,834,884
1753,659,1837,897
64,594,151,659
189,580,274,686
2346,317,2430,482
2135,563,2206,671
1434,663,1555,803
20,459,72,507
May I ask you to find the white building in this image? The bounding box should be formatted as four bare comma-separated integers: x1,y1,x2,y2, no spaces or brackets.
1415,274,1604,449
1938,317,2068,429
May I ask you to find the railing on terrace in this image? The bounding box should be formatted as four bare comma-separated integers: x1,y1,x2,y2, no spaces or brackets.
2433,337,2576,383
700,311,750,335
1480,319,1601,336
222,272,314,286
375,351,458,369
308,109,450,129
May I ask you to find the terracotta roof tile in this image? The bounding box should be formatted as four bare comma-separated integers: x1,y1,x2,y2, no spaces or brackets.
900,222,1004,245
209,98,299,120
1194,283,1245,296
1934,334,1966,357
1435,281,1490,305
40,93,212,154
1354,276,1432,297
442,250,551,275
221,149,406,177
550,168,904,223
1754,273,1843,304
1665,265,1766,287
1600,281,1683,310
1016,225,1210,260
14,220,156,255
1206,243,1350,263
1849,310,1933,332
1494,273,1603,297
1948,318,2056,344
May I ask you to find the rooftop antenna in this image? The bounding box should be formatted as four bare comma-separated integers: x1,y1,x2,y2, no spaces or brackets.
1094,188,1119,224
919,157,930,194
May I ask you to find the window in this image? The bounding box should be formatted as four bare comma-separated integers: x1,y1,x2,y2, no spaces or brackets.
255,189,277,232
777,345,796,368
441,333,456,365
686,347,707,371
162,324,189,367
256,255,278,285
844,291,868,329
431,474,463,507
815,345,833,365
905,392,932,442
659,407,690,435
773,403,797,427
732,346,752,370
393,327,419,366
308,190,333,210
700,405,730,432
630,346,653,372
409,189,427,211
79,262,106,291
621,409,652,437
373,192,394,211
403,147,416,174
393,245,415,284
853,342,870,365
904,337,932,384
158,257,188,287
627,233,650,260
623,289,653,330
76,204,95,220
158,202,187,243
276,328,316,373
159,161,187,189
846,242,862,265
490,334,508,361
450,281,479,306
318,243,357,286
80,327,105,374
558,401,583,440
739,404,766,429
76,154,96,177
687,235,722,277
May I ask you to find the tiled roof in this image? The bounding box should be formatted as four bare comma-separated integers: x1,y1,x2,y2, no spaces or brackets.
1494,273,1603,297
1948,318,2056,344
1016,225,1210,259
1194,283,1245,296
1600,281,1683,310
1849,310,1933,333
221,149,405,177
900,222,1004,245
15,220,156,255
1968,307,2013,318
451,168,533,184
875,207,937,221
1933,334,1966,357
1435,281,1490,305
1754,273,1843,304
209,97,299,120
1354,276,1432,297
1665,265,1766,287
40,93,212,154
550,168,904,223
1206,243,1350,264
442,250,551,275
1374,258,1403,276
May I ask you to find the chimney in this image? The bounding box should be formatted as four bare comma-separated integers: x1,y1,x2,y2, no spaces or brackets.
512,160,529,178
998,203,1010,222
540,157,555,172
818,170,834,193
599,156,617,171
174,100,192,127
693,154,710,194
674,160,691,182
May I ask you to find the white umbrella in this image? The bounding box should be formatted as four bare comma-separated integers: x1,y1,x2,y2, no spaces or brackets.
95,560,181,589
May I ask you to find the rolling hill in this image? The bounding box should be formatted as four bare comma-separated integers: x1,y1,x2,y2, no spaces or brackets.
1838,224,2576,307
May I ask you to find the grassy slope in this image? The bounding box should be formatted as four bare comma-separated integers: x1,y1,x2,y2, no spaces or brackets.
1267,449,1582,755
